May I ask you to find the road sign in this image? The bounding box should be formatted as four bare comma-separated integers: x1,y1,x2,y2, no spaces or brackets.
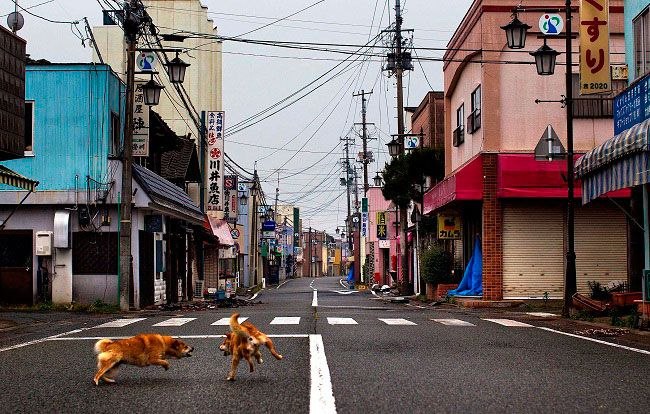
262,220,276,231
539,13,563,35
136,51,157,71
534,125,565,161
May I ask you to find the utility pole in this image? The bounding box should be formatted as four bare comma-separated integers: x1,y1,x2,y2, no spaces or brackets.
353,90,373,196
383,0,413,293
119,0,141,311
340,137,354,250
308,226,313,278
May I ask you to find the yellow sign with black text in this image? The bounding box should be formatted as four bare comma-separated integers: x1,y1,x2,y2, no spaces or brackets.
437,214,461,240
579,0,611,95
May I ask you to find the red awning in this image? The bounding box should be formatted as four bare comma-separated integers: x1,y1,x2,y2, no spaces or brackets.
497,154,631,199
206,215,235,246
423,155,483,215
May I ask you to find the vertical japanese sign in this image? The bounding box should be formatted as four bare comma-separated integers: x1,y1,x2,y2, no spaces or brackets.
133,81,150,156
376,211,387,240
206,111,225,213
579,0,611,95
224,174,238,224
361,197,369,237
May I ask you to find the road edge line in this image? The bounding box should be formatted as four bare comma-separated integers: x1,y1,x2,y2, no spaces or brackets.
537,327,650,355
0,327,91,353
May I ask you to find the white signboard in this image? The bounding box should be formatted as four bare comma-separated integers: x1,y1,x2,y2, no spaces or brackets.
136,51,157,71
539,13,563,35
378,240,390,249
133,81,149,157
404,135,419,150
206,111,225,212
361,212,369,237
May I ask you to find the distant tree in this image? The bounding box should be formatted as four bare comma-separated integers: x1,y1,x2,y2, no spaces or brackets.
381,147,444,208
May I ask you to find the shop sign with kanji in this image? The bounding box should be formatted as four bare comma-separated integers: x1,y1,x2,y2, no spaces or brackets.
206,111,225,212
224,174,238,224
133,81,150,156
579,0,611,95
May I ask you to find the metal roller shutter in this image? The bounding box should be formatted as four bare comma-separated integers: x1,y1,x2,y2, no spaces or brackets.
503,202,565,299
575,202,627,294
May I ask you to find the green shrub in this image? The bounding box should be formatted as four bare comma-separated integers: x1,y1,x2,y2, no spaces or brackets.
420,243,453,285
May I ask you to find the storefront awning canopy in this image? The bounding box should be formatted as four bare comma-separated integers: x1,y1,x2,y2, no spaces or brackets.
423,155,482,215
206,215,235,246
575,118,650,204
0,165,38,191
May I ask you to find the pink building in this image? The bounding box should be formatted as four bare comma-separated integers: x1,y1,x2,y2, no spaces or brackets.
423,0,632,300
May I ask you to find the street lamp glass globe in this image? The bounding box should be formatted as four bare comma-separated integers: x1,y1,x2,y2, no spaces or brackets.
387,138,400,157
530,40,560,76
142,79,164,105
166,55,190,83
373,172,383,187
239,193,248,206
501,16,531,49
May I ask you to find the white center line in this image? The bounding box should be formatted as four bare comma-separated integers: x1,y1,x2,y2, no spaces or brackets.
0,328,90,353
310,334,337,414
152,317,196,327
312,290,318,307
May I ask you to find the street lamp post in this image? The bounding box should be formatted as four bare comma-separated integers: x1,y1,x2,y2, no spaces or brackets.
502,1,576,317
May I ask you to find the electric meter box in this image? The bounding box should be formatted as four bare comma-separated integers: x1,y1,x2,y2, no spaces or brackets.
35,231,53,256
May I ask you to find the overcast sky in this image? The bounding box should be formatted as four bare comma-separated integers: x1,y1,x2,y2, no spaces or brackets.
2,0,473,233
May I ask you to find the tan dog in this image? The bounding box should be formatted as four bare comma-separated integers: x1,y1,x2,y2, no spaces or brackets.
219,313,283,381
93,333,193,385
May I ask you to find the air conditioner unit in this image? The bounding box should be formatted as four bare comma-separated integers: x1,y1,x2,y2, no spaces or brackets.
35,231,53,256
194,280,205,299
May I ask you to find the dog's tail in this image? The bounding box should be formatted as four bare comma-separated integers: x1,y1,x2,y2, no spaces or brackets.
229,313,248,339
94,338,113,354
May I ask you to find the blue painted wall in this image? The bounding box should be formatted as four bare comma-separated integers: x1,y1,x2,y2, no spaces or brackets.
625,1,650,81
0,64,124,191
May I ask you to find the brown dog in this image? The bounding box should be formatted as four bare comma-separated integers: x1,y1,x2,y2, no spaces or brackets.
219,313,283,381
93,333,193,385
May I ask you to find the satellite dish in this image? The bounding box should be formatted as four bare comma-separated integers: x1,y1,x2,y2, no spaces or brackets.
7,12,24,32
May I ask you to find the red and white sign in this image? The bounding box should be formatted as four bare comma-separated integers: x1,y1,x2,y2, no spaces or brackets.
206,111,225,212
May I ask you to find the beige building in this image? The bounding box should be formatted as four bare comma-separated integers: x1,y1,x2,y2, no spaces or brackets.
93,0,223,206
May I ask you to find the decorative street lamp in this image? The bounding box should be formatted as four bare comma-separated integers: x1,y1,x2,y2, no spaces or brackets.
239,192,248,206
165,53,190,83
373,172,383,187
530,39,561,76
500,14,531,49
502,1,576,317
387,138,401,158
142,78,164,106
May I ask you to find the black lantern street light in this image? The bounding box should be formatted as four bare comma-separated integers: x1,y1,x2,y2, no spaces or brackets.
165,53,190,83
386,138,401,158
373,172,383,187
239,192,248,206
500,14,531,49
142,78,164,106
502,1,576,317
530,39,561,76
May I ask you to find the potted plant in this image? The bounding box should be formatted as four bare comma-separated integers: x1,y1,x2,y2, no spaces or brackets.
420,243,453,300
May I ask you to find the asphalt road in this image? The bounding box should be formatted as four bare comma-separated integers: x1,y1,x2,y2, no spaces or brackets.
1,276,649,414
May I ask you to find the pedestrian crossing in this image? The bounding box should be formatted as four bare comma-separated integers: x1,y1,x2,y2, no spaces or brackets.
91,316,539,329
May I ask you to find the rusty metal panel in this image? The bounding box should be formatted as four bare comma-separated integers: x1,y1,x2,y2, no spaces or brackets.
0,26,26,160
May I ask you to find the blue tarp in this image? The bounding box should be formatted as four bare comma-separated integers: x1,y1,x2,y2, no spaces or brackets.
346,266,355,288
448,236,483,297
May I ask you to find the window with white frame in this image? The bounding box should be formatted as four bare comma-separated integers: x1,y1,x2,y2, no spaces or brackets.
453,103,464,147
634,7,650,78
24,101,34,154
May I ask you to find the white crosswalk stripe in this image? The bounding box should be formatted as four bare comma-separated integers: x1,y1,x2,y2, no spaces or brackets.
431,318,476,326
327,317,357,325
525,312,557,317
211,317,248,326
152,317,196,327
270,317,301,325
483,318,534,327
379,318,417,325
93,318,147,328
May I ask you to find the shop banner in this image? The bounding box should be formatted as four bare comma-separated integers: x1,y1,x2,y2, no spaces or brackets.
206,111,225,213
579,0,611,95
